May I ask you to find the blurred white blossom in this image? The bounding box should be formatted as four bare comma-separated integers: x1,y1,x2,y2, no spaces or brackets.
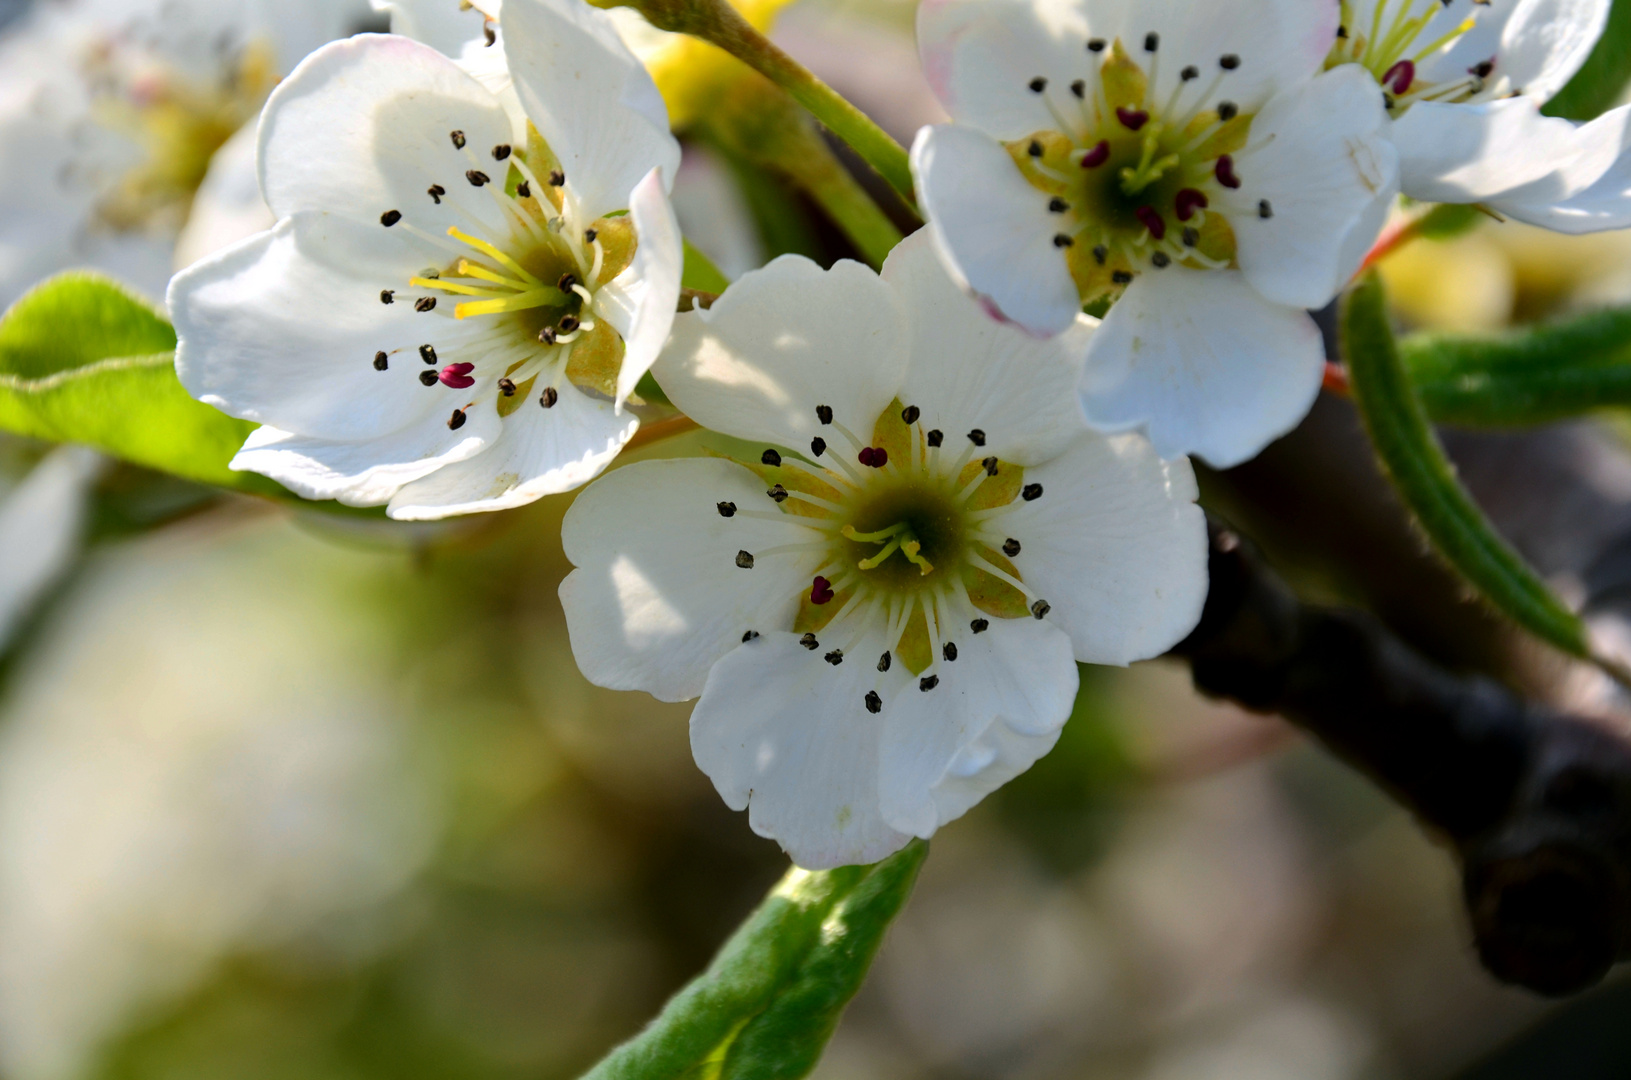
0,0,372,308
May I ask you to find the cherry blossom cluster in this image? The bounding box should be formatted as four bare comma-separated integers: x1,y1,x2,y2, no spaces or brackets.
153,0,1631,867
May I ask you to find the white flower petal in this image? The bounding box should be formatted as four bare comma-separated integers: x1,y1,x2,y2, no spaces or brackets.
1095,0,1340,111
1391,97,1599,206
652,255,908,448
1496,0,1611,103
876,617,1077,837
690,632,913,870
559,458,812,702
1229,65,1398,309
257,34,513,233
911,123,1081,338
373,0,498,56
882,229,1092,465
1483,104,1631,230
385,385,637,518
917,0,1338,137
231,414,498,507
500,0,681,221
917,0,1110,140
1004,431,1206,664
591,166,683,409
1510,119,1631,233
171,216,460,441
1079,267,1324,468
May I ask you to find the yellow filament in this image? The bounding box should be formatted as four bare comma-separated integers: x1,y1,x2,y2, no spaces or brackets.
410,276,505,297
456,259,530,289
446,226,540,284
1412,16,1478,62
453,285,567,319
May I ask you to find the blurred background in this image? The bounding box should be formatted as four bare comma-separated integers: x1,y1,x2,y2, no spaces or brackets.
2,0,1631,1078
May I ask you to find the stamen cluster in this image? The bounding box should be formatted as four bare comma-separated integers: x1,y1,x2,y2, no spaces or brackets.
726,400,1047,708
1011,35,1256,301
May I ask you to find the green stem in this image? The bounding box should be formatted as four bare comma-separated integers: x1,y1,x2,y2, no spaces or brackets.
702,79,903,270
595,0,919,213
789,136,905,270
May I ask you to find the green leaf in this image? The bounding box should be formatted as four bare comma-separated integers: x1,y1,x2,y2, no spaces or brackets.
1342,271,1589,659
0,273,284,496
1404,306,1631,426
1545,0,1631,121
581,842,928,1080
683,240,732,294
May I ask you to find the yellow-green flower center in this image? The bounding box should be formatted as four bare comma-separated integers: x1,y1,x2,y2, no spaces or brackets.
729,400,1050,679
1006,38,1255,306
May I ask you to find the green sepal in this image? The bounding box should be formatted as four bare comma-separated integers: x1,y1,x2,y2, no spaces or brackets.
1342,271,1589,659
580,842,928,1080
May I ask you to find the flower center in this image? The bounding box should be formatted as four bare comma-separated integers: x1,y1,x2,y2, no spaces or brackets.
723,401,1053,699
1007,37,1251,305
1325,0,1491,113
369,126,639,429
87,39,279,234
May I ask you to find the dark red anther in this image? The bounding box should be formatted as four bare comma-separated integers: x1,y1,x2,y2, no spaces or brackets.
1135,205,1167,241
1079,140,1111,168
1215,154,1242,189
1383,59,1415,94
1115,107,1149,131
858,447,889,468
1175,188,1210,221
439,362,475,389
811,576,835,605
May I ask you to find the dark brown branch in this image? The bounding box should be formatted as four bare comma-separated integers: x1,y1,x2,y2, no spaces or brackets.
1173,521,1631,997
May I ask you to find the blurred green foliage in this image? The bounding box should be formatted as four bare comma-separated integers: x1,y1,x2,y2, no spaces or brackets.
1405,307,1631,426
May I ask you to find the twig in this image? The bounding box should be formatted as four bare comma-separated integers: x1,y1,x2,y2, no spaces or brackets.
1173,520,1631,997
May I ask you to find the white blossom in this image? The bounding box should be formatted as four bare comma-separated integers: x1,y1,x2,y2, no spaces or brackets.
169,0,684,519
0,0,371,308
910,0,1399,469
558,233,1207,869
1330,0,1631,234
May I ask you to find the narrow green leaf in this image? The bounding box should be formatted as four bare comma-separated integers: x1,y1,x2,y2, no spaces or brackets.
720,843,927,1079
581,842,928,1080
1404,307,1631,426
1343,271,1589,658
0,274,283,495
1545,0,1631,121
